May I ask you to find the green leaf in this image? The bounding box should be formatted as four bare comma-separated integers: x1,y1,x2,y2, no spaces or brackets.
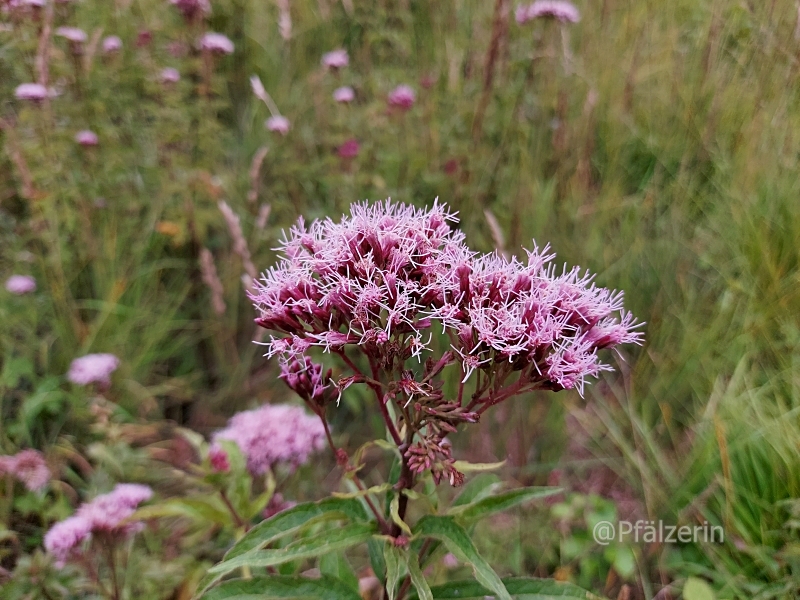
683,577,716,600
417,577,603,599
406,551,433,600
451,473,501,508
452,459,506,472
390,494,412,536
384,542,404,600
368,537,387,582
208,522,377,575
225,497,368,560
412,516,510,600
319,552,359,592
132,497,230,526
448,487,562,522
332,483,392,499
200,575,362,600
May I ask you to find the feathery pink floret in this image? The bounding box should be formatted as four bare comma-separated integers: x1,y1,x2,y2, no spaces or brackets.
251,200,642,396
14,83,48,102
0,450,50,491
67,353,119,385
75,130,99,146
102,36,122,53
55,27,88,43
517,1,580,24
321,49,349,69
333,86,355,103
45,484,151,567
212,404,326,475
44,516,92,567
266,115,290,135
199,32,234,54
387,85,416,110
160,67,181,83
5,274,36,294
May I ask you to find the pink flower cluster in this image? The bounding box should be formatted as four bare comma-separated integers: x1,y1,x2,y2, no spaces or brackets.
5,274,36,294
67,353,120,386
266,115,290,135
211,404,326,476
75,130,99,146
516,1,580,24
387,84,415,110
322,49,349,70
44,484,153,567
14,83,48,102
252,200,642,396
169,0,211,20
199,32,234,54
0,449,50,491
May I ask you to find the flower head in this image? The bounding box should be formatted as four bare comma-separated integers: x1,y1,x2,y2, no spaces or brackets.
45,484,152,567
102,36,122,53
169,0,211,20
337,138,360,159
14,83,48,102
516,1,580,24
5,274,36,294
387,84,416,110
67,353,119,386
160,67,180,83
212,404,326,475
55,27,88,43
333,86,355,103
74,130,99,146
321,49,349,70
199,32,234,54
0,450,50,491
266,115,290,135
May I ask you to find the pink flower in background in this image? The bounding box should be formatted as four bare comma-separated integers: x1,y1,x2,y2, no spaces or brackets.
55,27,88,43
74,130,99,146
14,83,48,102
516,1,580,24
208,445,230,472
262,493,296,518
136,30,152,47
333,86,355,103
265,115,290,135
44,516,91,567
387,84,416,110
45,484,153,567
199,32,234,54
102,36,122,53
5,274,36,294
160,67,180,83
0,450,50,491
169,0,211,20
337,138,360,159
67,353,119,386
212,404,326,476
321,48,348,70
442,553,459,568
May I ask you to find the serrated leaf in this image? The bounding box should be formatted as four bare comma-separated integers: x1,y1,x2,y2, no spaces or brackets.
226,497,368,560
448,487,562,522
208,522,377,575
200,575,362,600
412,516,510,600
418,577,603,599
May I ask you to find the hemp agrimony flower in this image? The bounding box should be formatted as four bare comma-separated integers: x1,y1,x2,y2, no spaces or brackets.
251,200,642,485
